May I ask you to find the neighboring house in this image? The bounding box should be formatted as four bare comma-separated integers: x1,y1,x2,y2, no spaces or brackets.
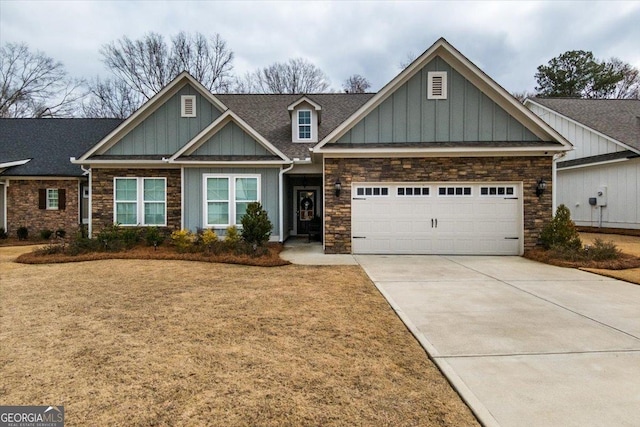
526,98,640,230
72,37,570,255
0,119,122,235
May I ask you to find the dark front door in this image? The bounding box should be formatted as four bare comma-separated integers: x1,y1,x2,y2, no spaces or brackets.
296,189,317,236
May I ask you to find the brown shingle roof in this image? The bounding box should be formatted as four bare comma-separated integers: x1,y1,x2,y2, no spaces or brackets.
530,98,640,152
216,93,374,159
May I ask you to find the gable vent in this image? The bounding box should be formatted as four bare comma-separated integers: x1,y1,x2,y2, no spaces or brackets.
428,71,447,100
181,95,197,117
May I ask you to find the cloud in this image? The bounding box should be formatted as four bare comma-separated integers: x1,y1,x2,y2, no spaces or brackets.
1,0,638,93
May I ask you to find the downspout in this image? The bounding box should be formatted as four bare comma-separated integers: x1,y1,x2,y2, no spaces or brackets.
278,162,295,242
552,152,565,214
80,165,92,237
1,179,7,231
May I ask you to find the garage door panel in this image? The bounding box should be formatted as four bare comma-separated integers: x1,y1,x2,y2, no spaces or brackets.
352,183,522,255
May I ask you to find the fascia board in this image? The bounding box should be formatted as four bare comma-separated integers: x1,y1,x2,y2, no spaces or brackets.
524,99,640,155
318,145,566,157
173,160,287,166
0,159,31,168
78,72,229,161
287,96,322,111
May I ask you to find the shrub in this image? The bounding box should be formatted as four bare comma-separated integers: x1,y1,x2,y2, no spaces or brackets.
96,224,125,251
240,202,273,247
55,229,66,239
0,227,7,239
144,226,165,248
121,228,140,248
171,229,196,253
225,225,241,245
40,229,54,240
540,205,582,250
17,226,28,240
585,238,621,261
200,228,218,249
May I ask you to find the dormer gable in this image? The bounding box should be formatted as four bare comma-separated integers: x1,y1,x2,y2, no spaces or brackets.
288,96,322,143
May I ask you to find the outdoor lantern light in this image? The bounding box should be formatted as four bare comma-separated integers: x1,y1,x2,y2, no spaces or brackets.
536,178,547,197
334,179,342,197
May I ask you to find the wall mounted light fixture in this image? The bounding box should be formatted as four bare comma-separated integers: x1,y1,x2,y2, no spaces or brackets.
536,178,547,198
334,179,342,197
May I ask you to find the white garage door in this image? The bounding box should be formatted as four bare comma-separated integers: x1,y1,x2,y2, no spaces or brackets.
351,183,522,255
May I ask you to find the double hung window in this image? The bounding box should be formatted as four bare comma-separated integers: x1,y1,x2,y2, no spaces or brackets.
114,178,167,226
298,110,312,140
205,175,260,227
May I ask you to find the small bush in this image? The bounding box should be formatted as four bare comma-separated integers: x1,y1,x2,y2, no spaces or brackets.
585,238,621,261
96,224,125,251
225,225,241,245
34,242,66,256
121,228,140,249
199,228,218,252
241,202,273,248
40,229,54,240
0,227,7,239
144,226,165,248
171,229,196,253
55,229,66,239
540,205,582,250
17,226,28,240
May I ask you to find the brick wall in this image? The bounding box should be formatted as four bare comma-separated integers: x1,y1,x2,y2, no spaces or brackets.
91,168,181,234
6,179,81,236
324,156,553,254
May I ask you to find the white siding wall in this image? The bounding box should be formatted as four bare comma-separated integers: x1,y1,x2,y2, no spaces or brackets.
558,158,640,229
528,104,625,161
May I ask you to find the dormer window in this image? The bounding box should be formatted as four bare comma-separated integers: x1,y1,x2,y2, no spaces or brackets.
298,110,312,140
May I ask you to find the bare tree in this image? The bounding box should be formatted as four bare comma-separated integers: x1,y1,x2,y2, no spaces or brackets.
235,58,331,94
609,57,640,99
90,31,234,116
83,77,142,118
0,43,84,117
342,74,371,93
399,51,418,70
511,90,536,103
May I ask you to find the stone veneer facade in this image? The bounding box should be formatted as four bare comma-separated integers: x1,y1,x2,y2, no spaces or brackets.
6,178,82,235
324,156,553,254
91,168,182,234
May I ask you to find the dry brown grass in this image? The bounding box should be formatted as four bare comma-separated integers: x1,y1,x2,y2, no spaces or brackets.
0,252,478,426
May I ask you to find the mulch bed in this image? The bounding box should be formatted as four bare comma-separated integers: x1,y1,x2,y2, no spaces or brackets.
524,249,640,270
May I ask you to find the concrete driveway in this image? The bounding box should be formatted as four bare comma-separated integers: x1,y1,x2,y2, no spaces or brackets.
356,255,640,427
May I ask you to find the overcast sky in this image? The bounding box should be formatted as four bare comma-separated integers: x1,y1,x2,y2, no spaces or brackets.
2,0,639,93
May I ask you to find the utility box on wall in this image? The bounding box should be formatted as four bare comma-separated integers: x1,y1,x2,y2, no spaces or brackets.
596,186,607,207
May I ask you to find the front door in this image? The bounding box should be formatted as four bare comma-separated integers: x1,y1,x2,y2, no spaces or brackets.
296,189,317,236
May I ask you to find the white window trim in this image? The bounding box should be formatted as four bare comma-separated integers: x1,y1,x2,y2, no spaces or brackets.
113,177,167,226
181,95,197,118
428,71,447,100
46,188,59,210
203,174,261,228
297,109,312,140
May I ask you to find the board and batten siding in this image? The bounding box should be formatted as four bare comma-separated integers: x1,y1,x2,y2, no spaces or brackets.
106,84,223,156
558,158,640,229
528,103,626,162
0,182,5,230
183,167,280,236
337,56,541,144
191,121,271,156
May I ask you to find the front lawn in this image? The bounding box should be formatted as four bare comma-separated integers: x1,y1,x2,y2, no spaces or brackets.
0,255,478,426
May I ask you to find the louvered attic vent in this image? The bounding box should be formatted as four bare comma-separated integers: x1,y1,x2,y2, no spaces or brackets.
181,95,197,117
428,71,447,100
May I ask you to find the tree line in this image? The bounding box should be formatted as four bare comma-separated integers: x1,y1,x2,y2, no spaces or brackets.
1,32,638,119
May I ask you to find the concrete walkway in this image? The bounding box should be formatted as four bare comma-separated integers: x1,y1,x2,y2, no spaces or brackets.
357,255,640,427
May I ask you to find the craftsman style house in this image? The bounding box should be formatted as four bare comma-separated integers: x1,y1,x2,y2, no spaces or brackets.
4,38,572,254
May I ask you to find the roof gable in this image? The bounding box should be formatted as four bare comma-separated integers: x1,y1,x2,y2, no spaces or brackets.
315,38,571,153
525,98,640,153
77,72,227,162
171,111,288,162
